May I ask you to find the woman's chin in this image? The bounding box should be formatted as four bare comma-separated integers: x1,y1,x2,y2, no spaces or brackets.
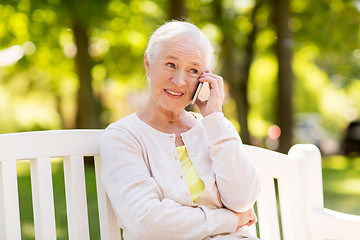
159,102,187,113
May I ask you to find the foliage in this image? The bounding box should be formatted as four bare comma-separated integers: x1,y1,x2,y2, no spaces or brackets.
0,0,360,150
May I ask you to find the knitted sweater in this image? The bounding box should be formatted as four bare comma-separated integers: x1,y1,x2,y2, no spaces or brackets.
100,112,260,240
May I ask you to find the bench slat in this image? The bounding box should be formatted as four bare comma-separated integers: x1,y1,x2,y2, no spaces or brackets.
0,161,21,240
277,172,308,240
63,155,90,240
256,173,281,240
94,155,122,240
0,130,103,161
30,157,57,239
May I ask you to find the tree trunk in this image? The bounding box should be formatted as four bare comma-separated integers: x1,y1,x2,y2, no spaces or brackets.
214,0,260,145
73,20,101,129
272,0,293,153
169,0,186,20
235,2,261,145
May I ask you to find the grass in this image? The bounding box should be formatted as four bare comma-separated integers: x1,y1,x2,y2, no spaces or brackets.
322,155,360,215
15,155,360,239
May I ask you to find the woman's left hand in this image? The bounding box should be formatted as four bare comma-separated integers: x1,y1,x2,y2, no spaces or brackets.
233,207,258,229
195,69,225,117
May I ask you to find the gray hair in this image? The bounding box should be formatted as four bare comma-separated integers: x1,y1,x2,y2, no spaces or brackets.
145,20,214,69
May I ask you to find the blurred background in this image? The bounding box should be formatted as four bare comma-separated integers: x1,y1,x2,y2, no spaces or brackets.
1,0,360,154
1,0,359,238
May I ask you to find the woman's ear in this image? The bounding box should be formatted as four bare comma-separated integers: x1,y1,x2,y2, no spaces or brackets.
144,53,150,76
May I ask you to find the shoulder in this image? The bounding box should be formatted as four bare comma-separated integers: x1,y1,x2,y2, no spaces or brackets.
106,113,139,131
100,113,143,148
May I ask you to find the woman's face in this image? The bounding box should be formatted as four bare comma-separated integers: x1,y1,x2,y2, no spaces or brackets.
145,37,206,113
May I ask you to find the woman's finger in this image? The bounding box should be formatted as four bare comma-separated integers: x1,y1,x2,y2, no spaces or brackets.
196,70,225,117
199,74,221,97
203,69,224,89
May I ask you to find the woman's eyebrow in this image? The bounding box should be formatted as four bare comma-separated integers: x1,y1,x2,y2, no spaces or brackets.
165,55,178,60
192,61,201,67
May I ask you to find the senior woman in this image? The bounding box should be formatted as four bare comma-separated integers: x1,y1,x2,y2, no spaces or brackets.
100,20,261,240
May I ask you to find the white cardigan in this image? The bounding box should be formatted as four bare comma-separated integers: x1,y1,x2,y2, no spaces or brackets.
100,112,261,240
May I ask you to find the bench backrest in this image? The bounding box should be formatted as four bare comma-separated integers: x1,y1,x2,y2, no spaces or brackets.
0,130,322,240
0,130,120,240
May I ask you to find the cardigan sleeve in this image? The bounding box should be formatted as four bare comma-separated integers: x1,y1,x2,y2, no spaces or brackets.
100,125,238,240
201,112,261,213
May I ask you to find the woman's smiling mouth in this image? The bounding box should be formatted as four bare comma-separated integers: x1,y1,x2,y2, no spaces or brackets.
164,89,184,96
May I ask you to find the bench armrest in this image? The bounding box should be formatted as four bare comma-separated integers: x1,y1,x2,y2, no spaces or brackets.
311,208,360,240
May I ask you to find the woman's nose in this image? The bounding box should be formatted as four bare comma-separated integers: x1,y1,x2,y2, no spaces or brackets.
172,70,186,86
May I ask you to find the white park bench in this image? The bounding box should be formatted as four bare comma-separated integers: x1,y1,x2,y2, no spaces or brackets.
0,130,359,240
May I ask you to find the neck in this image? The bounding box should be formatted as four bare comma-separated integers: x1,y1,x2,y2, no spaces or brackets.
137,97,196,135
138,98,187,125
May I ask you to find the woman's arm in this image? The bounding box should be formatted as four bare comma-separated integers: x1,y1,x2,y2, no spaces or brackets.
202,113,261,213
100,127,238,240
195,70,260,213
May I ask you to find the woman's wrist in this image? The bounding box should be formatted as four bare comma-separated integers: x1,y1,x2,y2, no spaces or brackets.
201,110,223,119
201,108,223,117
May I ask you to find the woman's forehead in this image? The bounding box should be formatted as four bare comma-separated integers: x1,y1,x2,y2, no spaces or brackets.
159,37,206,65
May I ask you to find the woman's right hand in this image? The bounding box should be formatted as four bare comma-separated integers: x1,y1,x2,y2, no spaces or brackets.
233,207,257,229
195,69,224,117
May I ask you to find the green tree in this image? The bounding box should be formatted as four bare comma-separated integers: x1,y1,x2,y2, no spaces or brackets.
169,0,186,20
35,0,111,129
272,0,294,153
0,0,166,131
290,0,360,145
212,0,263,145
1,0,360,153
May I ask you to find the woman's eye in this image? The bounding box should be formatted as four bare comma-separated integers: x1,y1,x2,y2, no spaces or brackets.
190,69,198,74
166,63,175,68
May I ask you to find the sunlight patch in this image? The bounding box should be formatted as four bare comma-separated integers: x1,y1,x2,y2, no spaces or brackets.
331,179,360,195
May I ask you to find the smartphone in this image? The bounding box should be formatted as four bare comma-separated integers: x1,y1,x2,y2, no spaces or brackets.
190,82,203,105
